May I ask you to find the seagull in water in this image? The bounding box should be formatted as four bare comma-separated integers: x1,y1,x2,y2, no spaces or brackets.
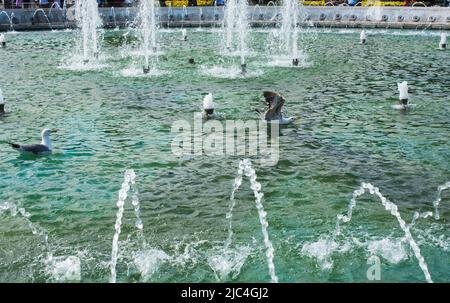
9,128,58,155
256,91,296,124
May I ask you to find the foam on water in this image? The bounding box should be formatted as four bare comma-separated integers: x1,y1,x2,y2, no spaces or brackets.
301,236,351,270
118,67,167,78
366,238,408,264
267,55,310,68
207,245,252,281
133,248,169,281
46,255,81,282
221,49,258,58
391,104,416,110
415,223,450,252
200,65,263,79
126,49,164,57
60,54,109,71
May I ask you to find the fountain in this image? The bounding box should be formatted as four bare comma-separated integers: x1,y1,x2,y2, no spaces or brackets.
335,183,433,283
408,181,450,226
398,81,409,106
360,30,366,44
432,181,450,220
137,0,159,74
223,0,249,74
182,5,188,22
48,2,64,24
167,3,174,25
0,10,14,31
223,0,237,51
217,159,278,283
110,7,118,29
281,0,300,66
0,202,49,250
0,33,5,47
0,202,81,281
75,0,102,64
110,169,145,283
181,28,187,41
32,9,53,31
267,0,306,67
0,88,4,114
439,32,446,50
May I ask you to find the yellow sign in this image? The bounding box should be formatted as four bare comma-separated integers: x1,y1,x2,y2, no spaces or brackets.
165,0,215,7
361,0,406,6
300,0,326,5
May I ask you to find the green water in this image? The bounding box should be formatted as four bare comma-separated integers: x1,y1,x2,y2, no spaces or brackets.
0,28,449,282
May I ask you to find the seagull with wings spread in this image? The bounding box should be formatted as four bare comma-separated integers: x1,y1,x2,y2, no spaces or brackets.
255,91,296,125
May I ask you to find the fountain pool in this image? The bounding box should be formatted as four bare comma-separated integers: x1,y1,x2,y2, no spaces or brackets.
0,27,449,282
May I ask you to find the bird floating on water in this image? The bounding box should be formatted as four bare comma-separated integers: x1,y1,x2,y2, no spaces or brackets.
9,128,58,155
202,93,219,119
256,91,296,124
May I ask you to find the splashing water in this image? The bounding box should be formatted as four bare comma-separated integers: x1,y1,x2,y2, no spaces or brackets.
130,176,144,244
226,159,278,283
46,255,81,282
242,160,278,283
133,248,169,281
407,180,450,236
75,0,102,63
301,236,349,270
223,0,249,71
336,182,433,283
432,181,450,220
269,0,307,67
367,238,408,264
207,245,251,281
109,169,161,282
0,202,81,281
110,169,142,283
223,0,237,51
0,202,49,250
236,0,249,69
225,160,245,249
137,0,159,72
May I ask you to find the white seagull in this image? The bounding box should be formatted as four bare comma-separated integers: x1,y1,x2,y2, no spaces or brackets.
9,128,58,155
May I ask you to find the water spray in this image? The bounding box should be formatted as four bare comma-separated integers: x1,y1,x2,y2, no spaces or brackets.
0,33,5,47
360,30,367,44
398,81,409,106
439,32,446,50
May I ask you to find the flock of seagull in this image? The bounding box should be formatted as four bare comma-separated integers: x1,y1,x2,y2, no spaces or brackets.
0,29,447,156
1,81,291,155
